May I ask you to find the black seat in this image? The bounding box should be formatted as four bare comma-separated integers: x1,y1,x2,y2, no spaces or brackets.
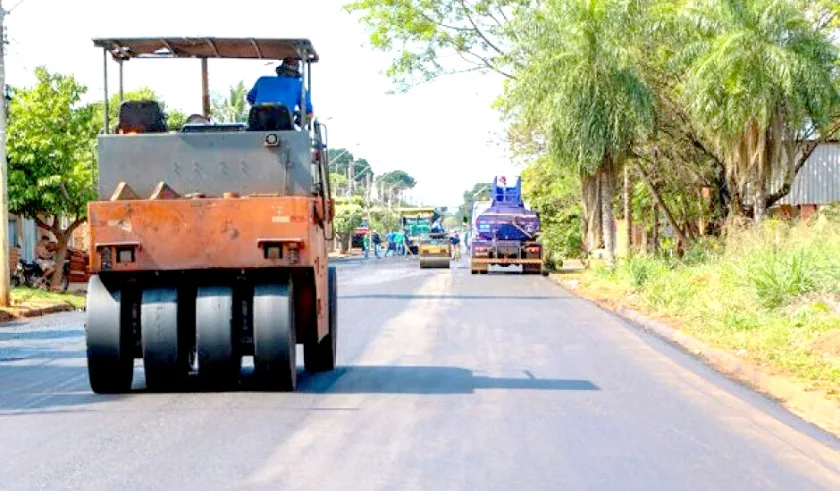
247,104,293,131
116,100,167,133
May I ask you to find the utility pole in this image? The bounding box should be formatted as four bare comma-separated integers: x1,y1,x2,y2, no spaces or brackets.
0,1,11,307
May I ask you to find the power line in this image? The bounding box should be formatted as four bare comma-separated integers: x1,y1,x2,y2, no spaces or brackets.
7,0,30,13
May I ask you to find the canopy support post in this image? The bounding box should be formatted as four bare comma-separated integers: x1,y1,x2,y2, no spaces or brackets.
103,48,110,134
201,57,210,119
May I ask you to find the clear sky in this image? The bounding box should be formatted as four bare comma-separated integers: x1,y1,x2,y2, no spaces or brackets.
4,0,521,209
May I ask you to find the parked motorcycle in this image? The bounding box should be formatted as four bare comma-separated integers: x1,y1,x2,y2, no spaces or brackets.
18,259,70,292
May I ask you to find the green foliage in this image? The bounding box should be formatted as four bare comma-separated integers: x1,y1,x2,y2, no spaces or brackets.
744,248,817,308
521,156,583,259
459,182,492,222
676,0,839,147
625,255,668,288
166,110,188,131
378,170,416,190
812,0,840,29
328,149,374,184
333,198,365,244
329,172,348,197
502,0,655,176
344,0,533,90
7,67,99,220
211,81,249,123
368,207,401,232
579,218,840,391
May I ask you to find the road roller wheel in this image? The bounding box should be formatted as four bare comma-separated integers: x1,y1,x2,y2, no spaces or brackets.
253,280,296,391
196,286,240,389
421,257,449,269
86,275,134,394
141,287,188,391
304,266,337,372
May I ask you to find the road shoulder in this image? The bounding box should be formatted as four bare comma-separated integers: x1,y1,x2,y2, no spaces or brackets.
548,273,840,439
0,288,83,324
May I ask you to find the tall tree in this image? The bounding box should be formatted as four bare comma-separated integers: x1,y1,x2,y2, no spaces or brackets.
7,67,100,290
328,149,375,194
378,170,417,190
459,181,492,222
674,0,840,219
211,81,249,123
502,0,655,264
333,198,365,252
344,0,535,91
521,155,584,259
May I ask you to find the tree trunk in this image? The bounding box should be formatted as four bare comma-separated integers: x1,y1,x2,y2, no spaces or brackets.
580,171,602,256
580,212,588,259
34,216,86,292
600,162,616,267
623,165,632,256
651,203,659,254
339,235,351,254
634,159,689,246
50,238,69,292
753,127,770,221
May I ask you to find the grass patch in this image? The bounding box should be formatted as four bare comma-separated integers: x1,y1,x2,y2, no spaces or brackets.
10,287,86,310
569,214,840,397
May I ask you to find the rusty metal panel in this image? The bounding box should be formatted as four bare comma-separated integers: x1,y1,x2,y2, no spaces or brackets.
87,197,327,272
775,142,840,206
96,131,314,200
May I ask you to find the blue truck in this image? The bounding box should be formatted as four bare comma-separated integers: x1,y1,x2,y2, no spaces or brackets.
470,176,543,275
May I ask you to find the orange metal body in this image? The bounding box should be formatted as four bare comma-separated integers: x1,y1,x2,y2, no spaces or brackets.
88,195,330,339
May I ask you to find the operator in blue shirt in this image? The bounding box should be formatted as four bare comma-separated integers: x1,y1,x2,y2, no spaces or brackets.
247,57,313,125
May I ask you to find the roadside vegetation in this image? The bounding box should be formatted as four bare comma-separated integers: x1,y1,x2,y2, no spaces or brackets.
573,209,840,396
9,287,86,311
348,0,840,396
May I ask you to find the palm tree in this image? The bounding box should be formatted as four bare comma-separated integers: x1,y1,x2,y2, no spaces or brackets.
503,0,655,265
211,81,250,123
676,0,839,219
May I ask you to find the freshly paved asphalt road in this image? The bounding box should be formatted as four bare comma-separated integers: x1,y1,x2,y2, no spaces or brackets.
1,255,840,490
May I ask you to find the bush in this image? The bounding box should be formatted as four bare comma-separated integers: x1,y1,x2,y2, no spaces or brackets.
744,248,817,308
575,217,840,393
625,255,665,288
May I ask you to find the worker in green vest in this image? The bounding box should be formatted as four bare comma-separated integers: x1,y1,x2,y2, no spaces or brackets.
363,233,371,258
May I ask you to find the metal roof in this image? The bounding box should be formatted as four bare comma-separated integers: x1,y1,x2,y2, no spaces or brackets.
92,37,319,62
776,142,840,206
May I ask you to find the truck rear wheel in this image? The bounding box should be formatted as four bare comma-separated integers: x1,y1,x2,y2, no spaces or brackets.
253,281,296,391
196,286,241,389
86,275,134,394
304,266,337,372
141,287,188,391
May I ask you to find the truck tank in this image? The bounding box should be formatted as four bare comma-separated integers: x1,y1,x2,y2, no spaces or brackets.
469,176,543,275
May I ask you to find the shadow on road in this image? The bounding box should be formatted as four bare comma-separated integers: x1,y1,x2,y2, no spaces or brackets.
0,364,598,409
0,348,87,361
0,329,83,342
292,366,599,394
0,364,125,415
